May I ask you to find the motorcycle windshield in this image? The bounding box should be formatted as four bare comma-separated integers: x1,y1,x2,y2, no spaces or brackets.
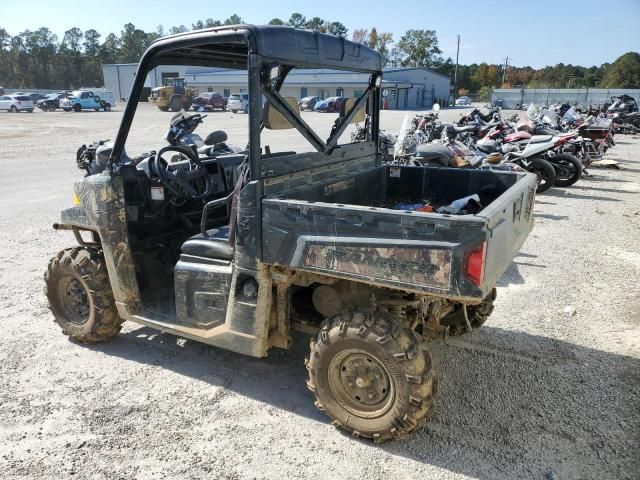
563,107,577,123
394,113,412,158
526,103,539,120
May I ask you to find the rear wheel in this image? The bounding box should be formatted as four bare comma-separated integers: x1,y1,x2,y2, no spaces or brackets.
551,153,582,187
158,105,169,112
231,109,237,113
44,247,124,343
307,310,436,443
529,157,556,193
441,289,497,336
10,105,17,113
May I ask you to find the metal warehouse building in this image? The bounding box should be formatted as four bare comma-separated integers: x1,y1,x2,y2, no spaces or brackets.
102,64,451,109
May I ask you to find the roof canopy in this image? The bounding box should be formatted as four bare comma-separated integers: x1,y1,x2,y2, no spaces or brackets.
146,25,381,73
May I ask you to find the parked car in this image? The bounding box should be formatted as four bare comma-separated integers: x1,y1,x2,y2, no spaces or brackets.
60,89,114,112
28,93,47,103
314,96,346,113
0,94,34,112
455,96,471,106
227,93,249,113
299,96,320,111
191,91,227,111
37,93,65,111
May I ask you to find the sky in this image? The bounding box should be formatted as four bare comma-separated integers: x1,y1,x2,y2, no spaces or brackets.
1,0,639,68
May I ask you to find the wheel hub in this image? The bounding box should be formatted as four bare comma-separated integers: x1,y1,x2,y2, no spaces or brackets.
59,277,90,325
329,350,394,418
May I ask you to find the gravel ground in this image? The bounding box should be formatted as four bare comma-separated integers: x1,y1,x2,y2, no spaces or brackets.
0,105,639,480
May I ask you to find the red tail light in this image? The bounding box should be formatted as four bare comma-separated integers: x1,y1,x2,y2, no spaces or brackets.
465,242,486,286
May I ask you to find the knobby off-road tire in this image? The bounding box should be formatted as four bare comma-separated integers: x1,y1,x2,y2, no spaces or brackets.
44,247,124,343
307,310,436,443
442,288,497,337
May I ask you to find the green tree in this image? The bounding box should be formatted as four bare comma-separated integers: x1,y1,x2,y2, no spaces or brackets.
119,23,150,63
288,13,307,29
396,29,442,67
600,52,640,88
327,21,347,37
376,32,393,67
168,25,188,35
305,17,325,32
99,33,120,65
83,29,102,86
268,18,284,25
224,14,244,25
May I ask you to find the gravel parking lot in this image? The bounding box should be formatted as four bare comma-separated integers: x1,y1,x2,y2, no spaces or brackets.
0,105,639,479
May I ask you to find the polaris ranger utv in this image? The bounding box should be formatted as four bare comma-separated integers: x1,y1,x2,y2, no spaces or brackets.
45,25,537,442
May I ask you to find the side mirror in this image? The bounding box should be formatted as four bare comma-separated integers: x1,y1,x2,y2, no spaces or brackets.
205,130,228,145
432,103,440,112
340,97,366,124
263,97,298,130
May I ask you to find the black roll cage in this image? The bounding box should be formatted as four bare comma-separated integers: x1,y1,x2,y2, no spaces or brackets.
109,25,382,181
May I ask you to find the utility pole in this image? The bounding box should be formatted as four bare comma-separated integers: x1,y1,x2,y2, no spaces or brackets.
453,34,460,102
502,56,509,86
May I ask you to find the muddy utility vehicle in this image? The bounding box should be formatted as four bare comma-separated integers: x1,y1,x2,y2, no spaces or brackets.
45,25,537,442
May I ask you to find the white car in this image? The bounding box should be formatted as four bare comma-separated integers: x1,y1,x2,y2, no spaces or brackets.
0,94,34,112
227,93,249,113
455,96,471,106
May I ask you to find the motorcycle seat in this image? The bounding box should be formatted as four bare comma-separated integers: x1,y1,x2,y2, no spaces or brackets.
528,135,553,143
181,226,234,260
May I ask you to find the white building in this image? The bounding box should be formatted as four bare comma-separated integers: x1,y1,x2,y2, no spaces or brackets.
102,64,451,109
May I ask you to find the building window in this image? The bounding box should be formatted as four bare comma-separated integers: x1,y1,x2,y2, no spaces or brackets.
300,87,308,98
223,89,230,97
240,88,246,94
354,90,363,97
336,88,344,97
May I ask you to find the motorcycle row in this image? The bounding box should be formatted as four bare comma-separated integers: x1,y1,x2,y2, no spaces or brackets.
375,98,632,193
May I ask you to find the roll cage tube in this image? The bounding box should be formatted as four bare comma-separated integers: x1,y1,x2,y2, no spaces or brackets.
108,29,253,170
109,27,383,179
261,69,380,155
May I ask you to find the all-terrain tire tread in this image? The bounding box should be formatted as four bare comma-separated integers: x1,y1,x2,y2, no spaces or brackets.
308,310,436,443
44,247,124,343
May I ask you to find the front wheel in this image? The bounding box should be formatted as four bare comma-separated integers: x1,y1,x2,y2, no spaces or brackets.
73,104,81,112
307,310,436,443
528,157,556,193
551,153,582,187
10,105,17,113
44,247,124,343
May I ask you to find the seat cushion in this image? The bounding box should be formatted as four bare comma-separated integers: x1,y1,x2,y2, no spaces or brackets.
181,226,233,260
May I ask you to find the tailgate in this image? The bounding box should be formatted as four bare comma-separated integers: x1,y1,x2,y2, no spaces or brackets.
477,171,537,290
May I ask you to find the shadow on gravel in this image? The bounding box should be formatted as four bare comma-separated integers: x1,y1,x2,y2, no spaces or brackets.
581,176,631,184
534,213,569,221
89,323,639,479
544,190,623,202
497,262,525,286
382,327,640,479
570,185,638,195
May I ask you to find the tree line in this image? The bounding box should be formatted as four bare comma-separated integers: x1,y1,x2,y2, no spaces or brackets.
1,12,638,92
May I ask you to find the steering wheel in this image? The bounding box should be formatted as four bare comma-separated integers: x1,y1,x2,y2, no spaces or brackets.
152,145,211,200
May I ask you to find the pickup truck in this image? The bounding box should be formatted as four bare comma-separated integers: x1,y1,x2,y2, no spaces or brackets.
61,89,114,112
45,25,536,443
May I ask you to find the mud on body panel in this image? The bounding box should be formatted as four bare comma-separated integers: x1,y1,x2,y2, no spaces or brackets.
71,173,141,315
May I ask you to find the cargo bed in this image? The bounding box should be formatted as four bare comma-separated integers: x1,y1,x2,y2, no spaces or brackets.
262,165,537,301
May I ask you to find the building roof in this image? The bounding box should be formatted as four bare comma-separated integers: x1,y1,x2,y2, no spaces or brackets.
383,66,451,81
